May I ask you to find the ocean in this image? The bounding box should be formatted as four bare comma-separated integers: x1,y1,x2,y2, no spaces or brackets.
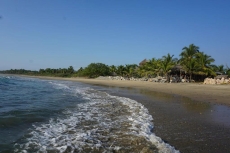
0,74,178,153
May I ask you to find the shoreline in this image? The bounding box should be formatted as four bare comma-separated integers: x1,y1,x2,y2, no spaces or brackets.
18,75,230,106
5,74,230,152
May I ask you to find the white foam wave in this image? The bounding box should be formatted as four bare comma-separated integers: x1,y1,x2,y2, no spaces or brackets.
15,87,179,153
0,75,12,79
49,82,70,90
49,81,91,95
116,96,179,153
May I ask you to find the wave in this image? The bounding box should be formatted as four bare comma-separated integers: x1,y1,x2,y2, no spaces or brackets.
14,82,179,153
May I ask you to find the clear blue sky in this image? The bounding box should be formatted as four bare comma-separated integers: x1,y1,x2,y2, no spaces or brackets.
1,0,230,70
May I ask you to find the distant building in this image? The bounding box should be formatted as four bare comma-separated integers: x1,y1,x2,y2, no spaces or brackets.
139,59,148,66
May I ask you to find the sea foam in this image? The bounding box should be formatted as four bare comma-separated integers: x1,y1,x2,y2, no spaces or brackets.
14,82,179,153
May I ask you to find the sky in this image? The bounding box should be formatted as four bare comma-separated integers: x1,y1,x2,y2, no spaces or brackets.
0,0,230,71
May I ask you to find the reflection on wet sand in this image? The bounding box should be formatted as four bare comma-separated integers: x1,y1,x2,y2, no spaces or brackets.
100,86,230,153
139,89,212,112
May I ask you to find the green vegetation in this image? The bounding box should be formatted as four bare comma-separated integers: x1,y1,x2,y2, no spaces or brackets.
1,66,75,77
77,63,110,78
1,44,229,81
160,53,178,81
179,44,200,81
226,65,230,76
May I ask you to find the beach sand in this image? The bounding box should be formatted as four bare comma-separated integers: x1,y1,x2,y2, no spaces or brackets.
30,76,230,106
19,76,230,152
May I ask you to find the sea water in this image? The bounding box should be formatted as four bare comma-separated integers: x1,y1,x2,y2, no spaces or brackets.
0,74,179,153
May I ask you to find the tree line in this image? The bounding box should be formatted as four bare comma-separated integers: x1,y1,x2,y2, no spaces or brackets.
1,44,230,81
0,66,75,77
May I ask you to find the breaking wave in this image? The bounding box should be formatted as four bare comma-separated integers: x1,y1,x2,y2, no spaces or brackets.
14,81,179,153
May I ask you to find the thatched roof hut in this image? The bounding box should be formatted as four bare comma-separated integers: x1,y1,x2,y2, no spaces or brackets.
171,64,185,72
139,59,148,66
215,72,223,75
215,75,228,79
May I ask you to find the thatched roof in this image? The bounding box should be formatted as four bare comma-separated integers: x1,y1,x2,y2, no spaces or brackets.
215,72,223,75
139,59,147,66
171,64,185,71
215,75,228,79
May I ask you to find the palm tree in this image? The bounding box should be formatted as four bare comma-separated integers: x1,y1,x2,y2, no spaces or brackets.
117,65,126,76
183,58,200,79
196,52,216,77
137,58,162,78
39,69,45,74
150,58,162,77
212,64,225,75
109,65,117,76
160,53,177,81
179,44,200,81
226,65,230,76
45,68,51,74
125,64,138,77
136,66,146,77
68,66,74,74
62,68,67,74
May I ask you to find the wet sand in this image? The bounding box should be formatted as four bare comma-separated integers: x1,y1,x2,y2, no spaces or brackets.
18,76,230,152
107,88,230,153
28,76,230,106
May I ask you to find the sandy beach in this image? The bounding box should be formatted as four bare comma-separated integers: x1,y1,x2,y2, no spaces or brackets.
27,76,230,106
17,75,230,152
